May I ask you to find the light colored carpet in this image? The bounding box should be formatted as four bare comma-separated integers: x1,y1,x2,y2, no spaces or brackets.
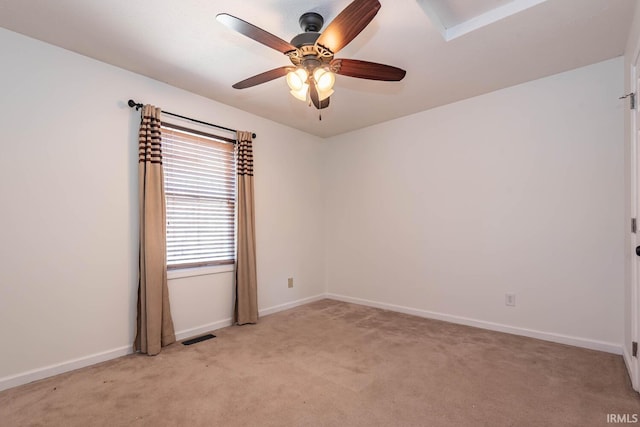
1,299,638,426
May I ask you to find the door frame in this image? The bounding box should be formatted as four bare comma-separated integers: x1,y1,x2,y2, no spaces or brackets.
627,49,640,391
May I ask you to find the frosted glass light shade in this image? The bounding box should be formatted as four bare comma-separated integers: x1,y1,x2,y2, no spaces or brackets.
313,68,335,91
318,88,334,101
290,84,309,101
286,68,309,91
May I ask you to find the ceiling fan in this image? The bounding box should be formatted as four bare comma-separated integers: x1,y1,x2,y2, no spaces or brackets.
216,0,406,111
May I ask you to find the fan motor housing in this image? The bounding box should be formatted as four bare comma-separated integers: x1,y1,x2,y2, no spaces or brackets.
290,32,321,48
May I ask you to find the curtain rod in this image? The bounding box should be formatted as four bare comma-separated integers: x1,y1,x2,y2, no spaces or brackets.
127,99,256,139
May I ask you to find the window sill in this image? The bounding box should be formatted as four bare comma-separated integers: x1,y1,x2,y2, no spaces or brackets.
167,264,235,280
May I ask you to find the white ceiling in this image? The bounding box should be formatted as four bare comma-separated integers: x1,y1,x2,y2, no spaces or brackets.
0,0,635,138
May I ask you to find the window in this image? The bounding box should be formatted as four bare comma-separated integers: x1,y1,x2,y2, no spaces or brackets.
161,123,236,269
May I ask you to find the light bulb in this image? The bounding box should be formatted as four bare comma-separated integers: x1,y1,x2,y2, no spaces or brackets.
290,84,309,102
286,68,308,91
313,68,335,92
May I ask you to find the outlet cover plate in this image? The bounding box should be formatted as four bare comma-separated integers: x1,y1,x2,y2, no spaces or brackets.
505,293,516,307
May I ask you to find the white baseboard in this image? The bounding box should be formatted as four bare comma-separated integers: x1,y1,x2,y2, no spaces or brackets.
259,294,326,317
326,293,623,355
0,345,132,392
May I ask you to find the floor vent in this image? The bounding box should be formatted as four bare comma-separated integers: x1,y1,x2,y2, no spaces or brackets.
182,334,216,346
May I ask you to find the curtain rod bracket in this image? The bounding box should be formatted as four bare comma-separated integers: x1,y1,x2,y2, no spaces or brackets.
127,98,256,139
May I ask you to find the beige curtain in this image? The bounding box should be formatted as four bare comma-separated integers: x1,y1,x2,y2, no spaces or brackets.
135,105,176,355
234,131,258,324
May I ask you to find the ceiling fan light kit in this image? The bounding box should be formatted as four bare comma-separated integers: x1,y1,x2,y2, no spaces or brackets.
217,0,406,114
285,66,335,103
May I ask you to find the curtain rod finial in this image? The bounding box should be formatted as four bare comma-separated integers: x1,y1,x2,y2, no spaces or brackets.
128,99,142,110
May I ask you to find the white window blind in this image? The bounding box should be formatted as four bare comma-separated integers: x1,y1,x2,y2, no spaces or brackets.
161,124,236,269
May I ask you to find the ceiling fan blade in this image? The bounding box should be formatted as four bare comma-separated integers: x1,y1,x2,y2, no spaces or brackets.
217,13,297,54
232,66,292,89
315,0,381,54
309,83,330,110
331,59,406,81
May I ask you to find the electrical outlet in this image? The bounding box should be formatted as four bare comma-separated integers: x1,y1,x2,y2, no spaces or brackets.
288,277,293,288
505,293,516,307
